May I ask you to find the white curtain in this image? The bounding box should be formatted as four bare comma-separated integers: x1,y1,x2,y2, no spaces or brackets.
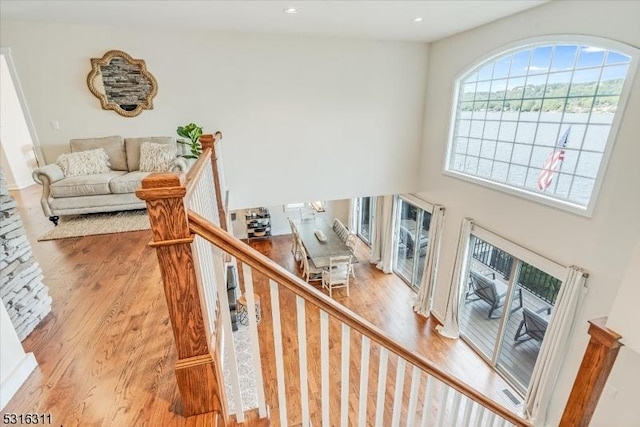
436,217,473,339
524,266,587,424
369,195,395,274
347,198,358,232
413,206,445,317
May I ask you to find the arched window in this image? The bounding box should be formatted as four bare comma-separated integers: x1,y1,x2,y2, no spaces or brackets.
445,36,637,215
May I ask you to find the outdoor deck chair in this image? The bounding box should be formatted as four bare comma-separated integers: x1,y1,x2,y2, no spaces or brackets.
514,306,551,343
466,270,523,319
399,225,429,258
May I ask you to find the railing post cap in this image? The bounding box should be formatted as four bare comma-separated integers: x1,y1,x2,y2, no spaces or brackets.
141,172,184,189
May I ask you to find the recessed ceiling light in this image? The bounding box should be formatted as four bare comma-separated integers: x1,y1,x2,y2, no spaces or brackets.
283,8,299,14
413,17,424,23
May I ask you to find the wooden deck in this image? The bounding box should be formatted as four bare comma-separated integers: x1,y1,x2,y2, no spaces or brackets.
460,262,552,393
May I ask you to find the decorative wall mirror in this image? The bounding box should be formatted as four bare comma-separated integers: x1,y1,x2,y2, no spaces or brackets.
87,50,158,118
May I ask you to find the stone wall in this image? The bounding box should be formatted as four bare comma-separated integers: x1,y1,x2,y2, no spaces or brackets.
0,168,51,340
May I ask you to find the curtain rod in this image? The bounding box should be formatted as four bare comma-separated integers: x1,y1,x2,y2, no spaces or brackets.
470,220,590,279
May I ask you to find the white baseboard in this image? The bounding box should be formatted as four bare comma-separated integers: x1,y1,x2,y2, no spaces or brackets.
0,352,37,411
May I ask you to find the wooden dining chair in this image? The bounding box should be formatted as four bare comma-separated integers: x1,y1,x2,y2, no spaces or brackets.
300,242,323,283
322,255,352,298
345,233,358,278
288,218,303,264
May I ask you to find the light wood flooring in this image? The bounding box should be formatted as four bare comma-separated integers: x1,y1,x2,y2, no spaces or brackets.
3,185,519,426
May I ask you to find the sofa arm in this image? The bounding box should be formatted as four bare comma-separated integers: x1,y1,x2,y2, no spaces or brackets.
32,163,65,185
170,157,189,172
32,164,65,218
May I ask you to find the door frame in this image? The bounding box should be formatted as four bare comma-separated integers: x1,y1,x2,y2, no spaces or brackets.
1,47,45,168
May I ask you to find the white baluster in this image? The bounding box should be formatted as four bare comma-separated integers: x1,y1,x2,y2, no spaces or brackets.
450,392,462,426
461,397,474,426
296,296,310,427
358,336,370,427
374,348,389,427
341,323,350,427
420,376,437,427
406,366,421,427
474,406,487,427
270,280,287,426
321,311,330,427
213,249,244,422
242,264,267,417
391,358,406,427
485,411,497,427
436,383,450,427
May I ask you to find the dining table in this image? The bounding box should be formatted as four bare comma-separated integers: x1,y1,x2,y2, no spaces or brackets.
294,217,357,269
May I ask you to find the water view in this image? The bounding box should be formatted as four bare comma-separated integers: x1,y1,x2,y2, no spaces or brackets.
449,43,631,207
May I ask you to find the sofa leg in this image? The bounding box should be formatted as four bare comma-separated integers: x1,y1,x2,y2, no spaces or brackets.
49,216,59,226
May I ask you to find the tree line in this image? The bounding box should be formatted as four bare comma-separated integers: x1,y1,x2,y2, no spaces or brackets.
460,78,622,113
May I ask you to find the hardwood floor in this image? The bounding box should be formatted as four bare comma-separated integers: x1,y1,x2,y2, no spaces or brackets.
3,185,519,426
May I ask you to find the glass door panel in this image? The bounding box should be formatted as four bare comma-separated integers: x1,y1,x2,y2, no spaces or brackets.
414,211,432,287
394,199,418,284
461,235,561,394
496,262,559,393
393,197,433,290
460,236,508,359
357,196,373,245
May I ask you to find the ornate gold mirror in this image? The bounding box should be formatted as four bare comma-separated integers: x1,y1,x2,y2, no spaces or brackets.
87,50,157,118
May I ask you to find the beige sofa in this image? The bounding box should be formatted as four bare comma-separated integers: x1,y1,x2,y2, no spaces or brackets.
33,135,188,225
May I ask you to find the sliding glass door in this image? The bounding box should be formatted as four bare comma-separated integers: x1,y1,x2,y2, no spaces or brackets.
460,235,562,394
356,196,374,245
392,197,431,290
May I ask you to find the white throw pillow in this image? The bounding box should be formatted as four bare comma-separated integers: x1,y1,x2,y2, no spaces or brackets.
56,148,111,177
138,142,177,172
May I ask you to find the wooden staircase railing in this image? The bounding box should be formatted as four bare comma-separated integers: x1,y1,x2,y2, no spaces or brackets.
136,142,533,426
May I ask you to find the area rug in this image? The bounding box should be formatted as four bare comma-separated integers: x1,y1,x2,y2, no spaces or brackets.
223,323,259,412
37,210,150,241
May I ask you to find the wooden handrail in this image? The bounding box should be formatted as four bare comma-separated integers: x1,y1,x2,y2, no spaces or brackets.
187,211,532,427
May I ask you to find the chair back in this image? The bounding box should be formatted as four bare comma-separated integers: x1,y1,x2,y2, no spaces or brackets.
469,270,503,303
346,233,358,252
399,226,415,250
523,307,549,342
327,255,352,285
299,239,309,268
332,218,349,242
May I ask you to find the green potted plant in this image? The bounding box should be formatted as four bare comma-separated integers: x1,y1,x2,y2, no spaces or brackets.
176,123,203,159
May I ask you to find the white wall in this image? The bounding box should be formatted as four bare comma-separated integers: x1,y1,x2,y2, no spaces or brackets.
0,20,428,209
417,1,640,425
608,239,640,353
0,54,37,190
0,300,37,410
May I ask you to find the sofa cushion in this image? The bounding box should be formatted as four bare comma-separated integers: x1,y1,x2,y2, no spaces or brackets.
70,136,127,171
50,171,127,198
139,142,177,172
109,171,150,194
56,148,111,177
124,137,175,171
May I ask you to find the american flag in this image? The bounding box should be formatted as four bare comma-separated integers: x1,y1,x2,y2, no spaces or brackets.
537,127,571,191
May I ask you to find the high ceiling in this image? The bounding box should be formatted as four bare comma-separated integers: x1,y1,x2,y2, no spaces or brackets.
0,0,549,43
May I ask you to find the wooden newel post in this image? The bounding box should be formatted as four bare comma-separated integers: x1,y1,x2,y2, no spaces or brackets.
200,132,228,232
135,173,226,417
560,317,623,427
